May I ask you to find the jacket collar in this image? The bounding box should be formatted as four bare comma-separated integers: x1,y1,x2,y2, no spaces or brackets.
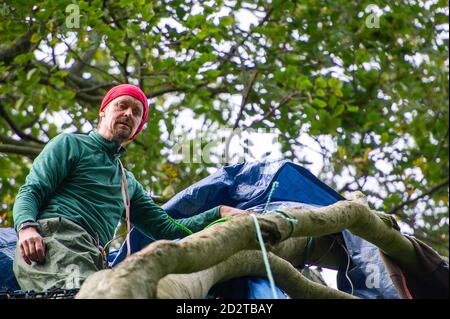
89,130,126,157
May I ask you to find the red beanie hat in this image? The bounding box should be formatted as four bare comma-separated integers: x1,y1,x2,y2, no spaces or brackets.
100,84,149,140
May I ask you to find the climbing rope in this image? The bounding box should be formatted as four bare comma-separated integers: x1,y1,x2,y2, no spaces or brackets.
166,214,193,235
167,180,281,234
164,180,302,300
273,209,298,239
166,212,233,235
250,213,278,299
263,181,279,214
204,217,233,229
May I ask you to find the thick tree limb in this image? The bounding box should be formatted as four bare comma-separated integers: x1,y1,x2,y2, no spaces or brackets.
0,144,42,158
157,250,356,299
0,133,33,147
76,192,425,299
0,29,33,64
158,237,342,299
77,218,269,298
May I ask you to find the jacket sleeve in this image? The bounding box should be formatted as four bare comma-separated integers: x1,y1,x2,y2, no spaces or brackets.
128,176,221,240
13,134,79,231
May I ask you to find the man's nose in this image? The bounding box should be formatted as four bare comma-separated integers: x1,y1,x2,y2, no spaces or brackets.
123,107,133,117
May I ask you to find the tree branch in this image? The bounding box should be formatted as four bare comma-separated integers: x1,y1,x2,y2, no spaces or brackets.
389,179,450,215
69,43,100,76
157,250,356,299
0,100,45,144
76,192,426,298
0,28,34,64
247,92,298,128
224,70,258,164
0,144,42,158
0,133,33,147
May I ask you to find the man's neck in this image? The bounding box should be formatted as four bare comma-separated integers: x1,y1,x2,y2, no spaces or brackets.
97,128,127,147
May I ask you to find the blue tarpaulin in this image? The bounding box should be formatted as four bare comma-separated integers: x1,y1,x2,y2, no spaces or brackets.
1,160,400,298
0,228,20,291
112,160,400,298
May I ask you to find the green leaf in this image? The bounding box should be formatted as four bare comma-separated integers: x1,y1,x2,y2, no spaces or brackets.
26,68,37,81
313,98,327,108
381,132,390,144
296,76,313,90
329,95,337,108
13,52,34,65
327,77,343,89
186,14,205,28
316,89,326,97
334,103,345,116
219,16,234,27
315,77,327,89
31,33,41,43
333,88,343,97
203,69,221,79
347,105,359,112
49,75,65,87
285,65,297,80
176,6,186,19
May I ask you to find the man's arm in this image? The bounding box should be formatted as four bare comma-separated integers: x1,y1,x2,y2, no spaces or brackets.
13,133,79,264
17,225,46,265
217,205,247,218
129,179,246,240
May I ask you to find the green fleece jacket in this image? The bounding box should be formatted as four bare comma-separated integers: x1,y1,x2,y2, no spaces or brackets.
13,131,220,246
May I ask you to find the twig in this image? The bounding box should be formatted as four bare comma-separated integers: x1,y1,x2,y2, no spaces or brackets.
389,178,450,215
224,70,258,164
247,92,298,128
0,101,45,144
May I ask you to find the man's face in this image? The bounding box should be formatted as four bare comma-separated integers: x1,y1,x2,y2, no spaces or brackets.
99,95,144,143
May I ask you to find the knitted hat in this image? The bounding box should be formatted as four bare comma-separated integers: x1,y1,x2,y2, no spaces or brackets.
100,84,149,140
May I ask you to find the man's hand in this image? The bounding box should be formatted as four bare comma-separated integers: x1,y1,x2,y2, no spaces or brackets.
18,227,46,265
219,205,248,218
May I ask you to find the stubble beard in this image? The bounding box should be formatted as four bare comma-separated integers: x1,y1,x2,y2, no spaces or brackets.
112,124,132,145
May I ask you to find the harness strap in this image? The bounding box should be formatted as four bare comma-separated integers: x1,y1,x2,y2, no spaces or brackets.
118,159,132,257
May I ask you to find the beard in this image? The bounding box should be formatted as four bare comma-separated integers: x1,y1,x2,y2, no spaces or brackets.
112,122,133,142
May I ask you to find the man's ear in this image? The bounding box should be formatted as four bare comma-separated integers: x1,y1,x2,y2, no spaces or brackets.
98,112,104,127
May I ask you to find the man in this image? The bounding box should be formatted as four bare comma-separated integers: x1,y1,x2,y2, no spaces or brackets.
13,84,245,291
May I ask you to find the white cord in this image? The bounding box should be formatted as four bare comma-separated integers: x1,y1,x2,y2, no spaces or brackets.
340,243,354,295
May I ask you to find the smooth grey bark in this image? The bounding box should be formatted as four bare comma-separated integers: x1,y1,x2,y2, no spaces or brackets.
76,192,421,299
